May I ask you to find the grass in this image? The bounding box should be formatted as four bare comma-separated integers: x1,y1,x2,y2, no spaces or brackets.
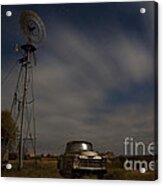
2,159,61,178
1,159,155,180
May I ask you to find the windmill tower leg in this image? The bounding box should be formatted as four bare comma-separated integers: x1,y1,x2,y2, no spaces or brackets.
19,62,28,169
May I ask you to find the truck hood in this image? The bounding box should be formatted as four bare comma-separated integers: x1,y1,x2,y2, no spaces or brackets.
80,151,98,157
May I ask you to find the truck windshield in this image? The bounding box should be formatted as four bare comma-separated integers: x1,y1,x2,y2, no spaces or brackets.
66,142,93,153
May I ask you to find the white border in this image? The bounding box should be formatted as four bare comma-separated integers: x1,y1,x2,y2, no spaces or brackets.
0,0,162,186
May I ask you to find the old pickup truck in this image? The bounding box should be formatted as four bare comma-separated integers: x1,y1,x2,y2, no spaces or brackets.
57,141,107,178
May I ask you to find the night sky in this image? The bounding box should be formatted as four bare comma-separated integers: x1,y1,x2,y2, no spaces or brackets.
1,2,157,155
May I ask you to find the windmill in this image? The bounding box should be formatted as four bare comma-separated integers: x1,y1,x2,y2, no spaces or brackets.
11,10,46,169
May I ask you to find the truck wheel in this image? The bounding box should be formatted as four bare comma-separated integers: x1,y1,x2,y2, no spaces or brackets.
62,169,74,178
97,173,104,179
59,170,64,176
74,172,82,178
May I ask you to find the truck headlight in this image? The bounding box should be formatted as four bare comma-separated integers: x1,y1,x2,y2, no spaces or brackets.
74,156,79,162
102,158,107,163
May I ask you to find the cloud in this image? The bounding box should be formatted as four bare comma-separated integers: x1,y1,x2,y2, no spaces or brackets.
2,14,155,155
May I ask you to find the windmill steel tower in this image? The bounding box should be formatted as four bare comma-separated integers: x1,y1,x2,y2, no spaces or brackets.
11,10,46,169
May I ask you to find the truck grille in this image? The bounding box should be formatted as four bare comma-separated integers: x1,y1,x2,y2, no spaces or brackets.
79,159,105,168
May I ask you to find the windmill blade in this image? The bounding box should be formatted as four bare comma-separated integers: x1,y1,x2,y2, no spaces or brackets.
19,10,46,45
